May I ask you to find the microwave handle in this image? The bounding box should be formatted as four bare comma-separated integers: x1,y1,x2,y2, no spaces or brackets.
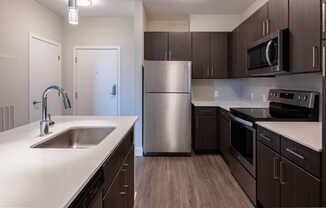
265,40,273,66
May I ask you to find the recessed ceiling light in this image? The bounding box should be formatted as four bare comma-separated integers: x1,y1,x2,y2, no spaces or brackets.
77,0,92,7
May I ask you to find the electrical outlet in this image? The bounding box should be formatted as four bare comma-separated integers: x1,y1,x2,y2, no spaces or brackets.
214,90,219,98
263,95,268,102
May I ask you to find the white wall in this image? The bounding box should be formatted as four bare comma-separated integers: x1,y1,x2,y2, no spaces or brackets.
62,17,136,118
0,0,63,127
146,20,189,32
189,15,241,32
134,0,146,155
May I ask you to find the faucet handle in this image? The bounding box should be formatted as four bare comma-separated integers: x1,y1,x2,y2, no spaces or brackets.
48,114,55,126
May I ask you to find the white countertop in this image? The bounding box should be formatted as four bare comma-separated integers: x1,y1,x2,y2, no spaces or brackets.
256,122,322,152
0,116,137,208
191,99,269,111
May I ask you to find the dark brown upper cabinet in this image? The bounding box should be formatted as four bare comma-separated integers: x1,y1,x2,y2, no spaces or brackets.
253,2,269,40
168,32,191,61
289,0,321,73
192,32,229,79
191,32,212,79
144,32,169,60
210,33,229,79
230,27,240,78
268,0,289,33
144,32,191,61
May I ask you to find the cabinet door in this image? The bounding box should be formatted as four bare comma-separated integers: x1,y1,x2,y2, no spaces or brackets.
210,33,228,79
144,32,169,60
103,170,126,208
194,115,218,151
168,32,191,61
257,142,281,208
280,157,321,207
230,27,239,78
268,0,289,34
238,21,249,78
191,32,211,79
218,110,231,162
289,0,320,73
254,3,269,39
126,147,134,208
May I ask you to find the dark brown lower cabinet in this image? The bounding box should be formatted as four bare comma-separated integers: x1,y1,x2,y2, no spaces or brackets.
218,109,231,163
257,141,321,208
193,107,218,152
280,157,320,207
257,142,281,208
103,146,134,208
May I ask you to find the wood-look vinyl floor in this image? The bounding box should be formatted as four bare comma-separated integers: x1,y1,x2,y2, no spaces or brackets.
134,154,254,208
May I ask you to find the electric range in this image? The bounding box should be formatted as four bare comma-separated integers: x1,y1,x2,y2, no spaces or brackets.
228,89,319,204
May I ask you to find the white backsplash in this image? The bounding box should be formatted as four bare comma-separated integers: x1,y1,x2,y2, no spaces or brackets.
192,73,322,105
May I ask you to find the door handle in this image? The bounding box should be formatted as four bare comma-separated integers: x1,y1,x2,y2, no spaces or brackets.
33,101,42,105
110,84,117,96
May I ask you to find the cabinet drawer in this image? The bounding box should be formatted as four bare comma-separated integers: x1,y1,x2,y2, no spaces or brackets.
103,130,133,193
281,137,320,178
257,126,281,153
195,107,217,116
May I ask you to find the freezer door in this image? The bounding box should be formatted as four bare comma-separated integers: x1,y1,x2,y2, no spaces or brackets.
144,93,191,153
144,61,191,93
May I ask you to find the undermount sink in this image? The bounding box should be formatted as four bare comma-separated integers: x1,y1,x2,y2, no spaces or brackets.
32,127,116,149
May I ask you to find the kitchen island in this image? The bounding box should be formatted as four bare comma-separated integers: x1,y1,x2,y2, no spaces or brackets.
0,116,137,208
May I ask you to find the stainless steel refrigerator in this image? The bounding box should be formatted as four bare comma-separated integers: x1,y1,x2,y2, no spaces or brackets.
143,61,192,155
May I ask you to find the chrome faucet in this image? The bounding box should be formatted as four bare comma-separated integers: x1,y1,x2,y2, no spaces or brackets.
40,86,71,136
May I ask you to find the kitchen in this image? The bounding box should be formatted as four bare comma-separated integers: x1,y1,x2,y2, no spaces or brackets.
0,0,325,207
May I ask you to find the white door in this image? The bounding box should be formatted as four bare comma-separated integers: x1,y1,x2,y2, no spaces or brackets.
29,35,61,122
75,49,120,116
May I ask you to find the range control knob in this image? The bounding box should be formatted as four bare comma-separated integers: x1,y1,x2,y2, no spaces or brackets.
298,96,302,101
303,96,309,101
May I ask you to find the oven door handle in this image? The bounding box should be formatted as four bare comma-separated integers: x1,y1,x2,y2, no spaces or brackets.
265,40,273,66
229,114,254,128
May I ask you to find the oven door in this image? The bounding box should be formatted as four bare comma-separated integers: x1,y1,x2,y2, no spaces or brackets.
230,114,256,177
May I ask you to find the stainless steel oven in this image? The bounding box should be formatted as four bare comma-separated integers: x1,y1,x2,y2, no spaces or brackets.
230,114,256,177
247,29,289,76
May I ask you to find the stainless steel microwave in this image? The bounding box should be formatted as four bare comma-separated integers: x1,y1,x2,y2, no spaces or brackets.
247,29,289,76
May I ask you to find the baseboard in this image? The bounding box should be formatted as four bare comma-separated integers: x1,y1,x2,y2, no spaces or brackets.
135,146,143,156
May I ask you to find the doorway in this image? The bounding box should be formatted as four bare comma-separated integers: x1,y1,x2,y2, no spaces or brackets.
73,47,120,116
29,34,62,122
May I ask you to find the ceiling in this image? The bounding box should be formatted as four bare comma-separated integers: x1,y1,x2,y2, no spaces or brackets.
36,0,135,17
143,0,257,20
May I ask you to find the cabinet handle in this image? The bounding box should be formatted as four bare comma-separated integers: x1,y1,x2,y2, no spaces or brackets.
280,161,287,185
123,185,129,188
120,192,127,195
273,157,279,180
164,51,168,60
312,46,318,68
266,19,269,35
262,21,266,36
169,51,172,60
259,134,271,142
286,148,305,160
323,44,326,77
323,2,326,33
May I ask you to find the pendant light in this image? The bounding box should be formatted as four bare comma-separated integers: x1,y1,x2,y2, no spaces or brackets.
68,0,78,25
